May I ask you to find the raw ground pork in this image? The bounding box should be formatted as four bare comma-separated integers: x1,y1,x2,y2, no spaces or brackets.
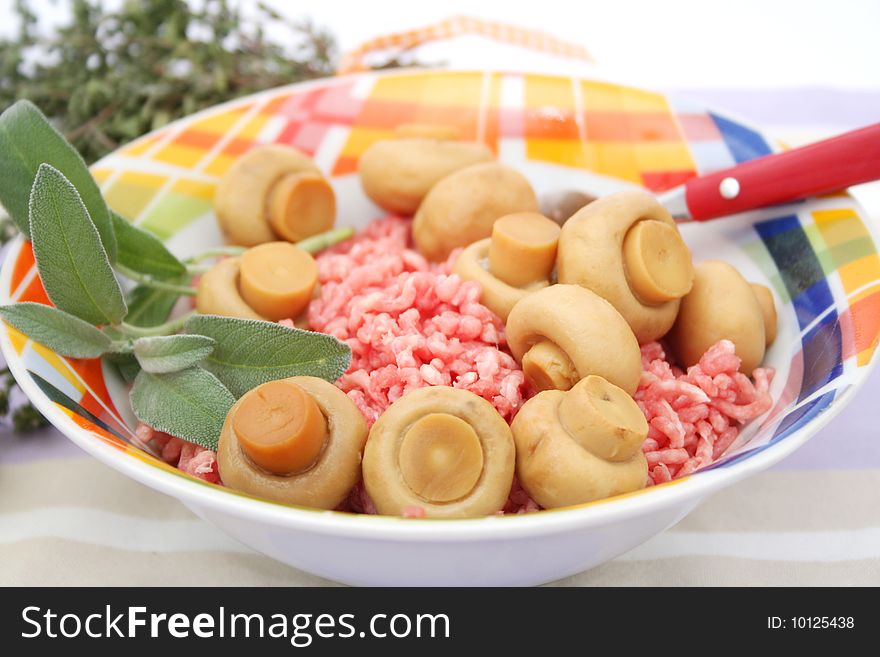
135,423,221,484
307,216,527,425
637,339,774,485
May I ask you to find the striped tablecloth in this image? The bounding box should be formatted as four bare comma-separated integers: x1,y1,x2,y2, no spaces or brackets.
1,89,878,586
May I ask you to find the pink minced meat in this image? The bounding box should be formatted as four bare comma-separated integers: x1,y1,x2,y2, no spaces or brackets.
637,339,774,485
135,423,221,484
308,216,527,425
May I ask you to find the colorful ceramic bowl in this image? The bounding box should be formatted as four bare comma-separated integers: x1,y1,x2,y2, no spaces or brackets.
2,70,879,586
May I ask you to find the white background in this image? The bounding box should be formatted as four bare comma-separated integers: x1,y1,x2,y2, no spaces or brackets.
2,0,879,90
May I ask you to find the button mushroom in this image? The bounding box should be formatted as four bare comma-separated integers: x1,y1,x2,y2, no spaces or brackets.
505,284,642,394
452,211,560,320
214,144,336,246
218,376,368,509
362,386,515,518
751,283,778,346
196,242,318,321
358,136,493,216
667,260,767,375
557,190,695,344
512,375,648,508
413,162,539,261
196,257,264,320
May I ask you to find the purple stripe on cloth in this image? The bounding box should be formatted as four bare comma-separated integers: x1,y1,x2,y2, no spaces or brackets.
668,88,880,129
0,426,85,464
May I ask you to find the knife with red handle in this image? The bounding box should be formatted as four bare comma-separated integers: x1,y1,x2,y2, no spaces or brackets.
656,122,880,221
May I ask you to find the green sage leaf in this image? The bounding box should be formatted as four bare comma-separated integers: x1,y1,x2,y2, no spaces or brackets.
124,282,184,327
130,366,235,451
133,334,215,374
112,211,186,279
0,302,111,358
29,164,127,325
104,352,141,384
185,314,351,397
0,100,117,260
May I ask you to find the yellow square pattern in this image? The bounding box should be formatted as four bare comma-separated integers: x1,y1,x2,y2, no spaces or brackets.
526,138,589,169
524,75,575,109
103,171,168,219
153,142,206,169
838,254,880,294
340,127,396,158
580,80,669,112
371,72,484,106
812,209,867,247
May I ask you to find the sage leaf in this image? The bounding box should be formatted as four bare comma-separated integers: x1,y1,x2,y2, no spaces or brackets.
133,334,215,374
29,164,127,325
0,100,117,260
125,282,184,327
130,367,234,451
104,352,140,384
185,314,351,397
112,211,186,279
0,302,111,358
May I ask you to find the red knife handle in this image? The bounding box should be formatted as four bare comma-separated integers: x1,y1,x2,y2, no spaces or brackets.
684,122,880,221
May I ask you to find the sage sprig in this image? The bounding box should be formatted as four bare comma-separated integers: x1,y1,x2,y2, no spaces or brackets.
0,100,117,259
0,101,353,450
133,335,216,374
0,302,114,358
112,211,186,279
130,367,235,451
29,163,127,325
185,315,351,397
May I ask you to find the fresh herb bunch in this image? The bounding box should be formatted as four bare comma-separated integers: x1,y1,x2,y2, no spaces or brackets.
0,0,337,163
0,101,353,449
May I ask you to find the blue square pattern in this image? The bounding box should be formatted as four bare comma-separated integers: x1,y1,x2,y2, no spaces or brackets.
702,391,836,472
799,309,844,402
755,215,835,330
709,112,774,163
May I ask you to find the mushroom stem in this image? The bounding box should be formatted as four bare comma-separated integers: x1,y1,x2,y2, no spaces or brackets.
398,413,484,503
233,380,328,475
622,220,694,305
488,212,560,288
268,172,337,243
116,264,197,296
557,375,647,462
521,339,579,392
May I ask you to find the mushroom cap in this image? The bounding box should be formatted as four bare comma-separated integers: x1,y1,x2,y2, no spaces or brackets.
452,238,547,321
214,144,320,247
668,260,766,375
196,257,266,320
557,190,693,343
413,162,539,261
362,386,515,518
751,283,778,346
359,139,494,216
511,382,648,509
505,284,642,395
218,376,368,509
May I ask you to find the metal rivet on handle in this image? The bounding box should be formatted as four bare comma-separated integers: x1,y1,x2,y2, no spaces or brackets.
719,177,740,200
